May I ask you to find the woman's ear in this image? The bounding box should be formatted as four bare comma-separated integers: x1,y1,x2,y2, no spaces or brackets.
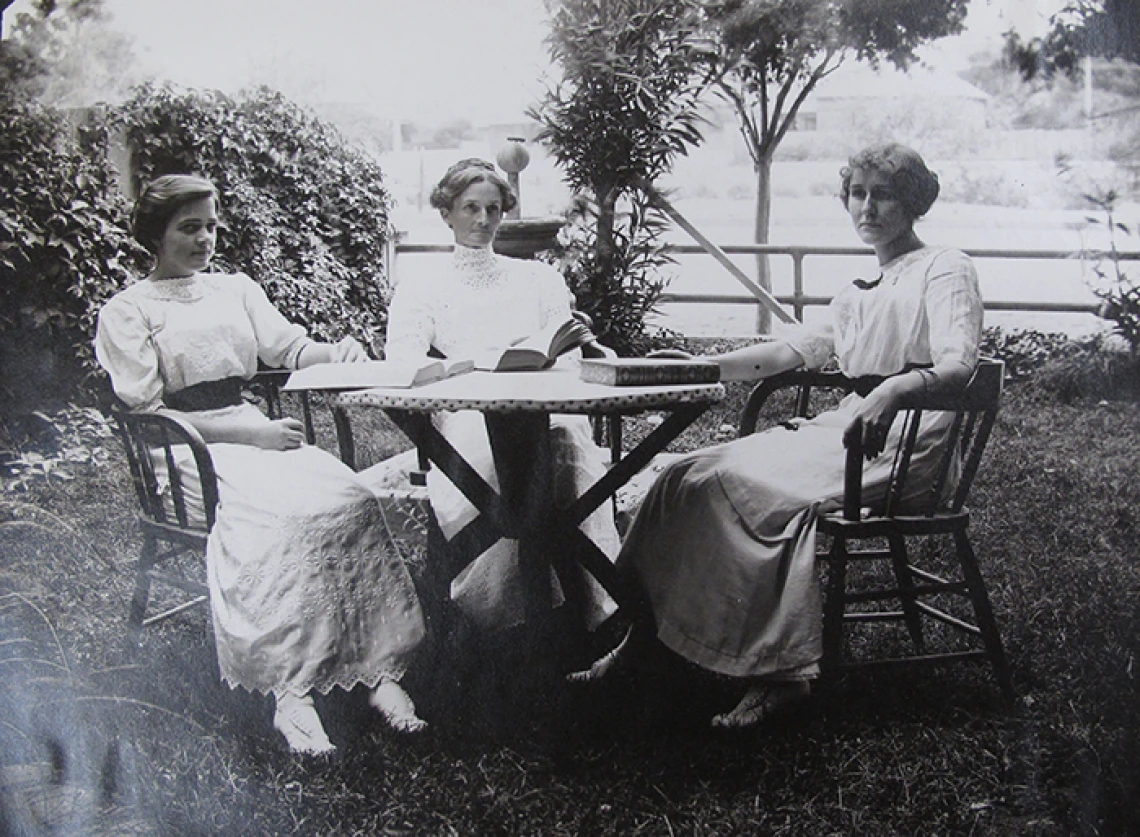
440,208,452,228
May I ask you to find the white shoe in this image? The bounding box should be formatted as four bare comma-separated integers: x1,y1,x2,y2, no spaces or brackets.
370,678,427,733
273,693,336,755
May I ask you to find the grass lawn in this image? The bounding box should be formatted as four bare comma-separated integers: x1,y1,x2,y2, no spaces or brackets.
1,377,1138,836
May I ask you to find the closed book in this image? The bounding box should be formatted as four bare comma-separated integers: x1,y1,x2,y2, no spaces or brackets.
579,358,720,386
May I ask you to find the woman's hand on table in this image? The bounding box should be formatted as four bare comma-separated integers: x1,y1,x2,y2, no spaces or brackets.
332,336,369,363
581,340,618,360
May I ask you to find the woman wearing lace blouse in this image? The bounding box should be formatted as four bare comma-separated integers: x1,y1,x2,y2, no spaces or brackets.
383,158,620,633
575,144,985,729
96,175,428,755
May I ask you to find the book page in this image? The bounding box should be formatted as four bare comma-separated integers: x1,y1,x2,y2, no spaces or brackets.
283,360,448,391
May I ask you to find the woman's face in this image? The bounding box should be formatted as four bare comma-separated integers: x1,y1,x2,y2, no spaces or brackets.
845,167,914,255
155,196,217,279
441,179,504,249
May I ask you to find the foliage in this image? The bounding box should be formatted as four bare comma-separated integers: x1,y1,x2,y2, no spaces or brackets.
546,195,679,354
0,81,395,415
531,0,714,353
0,0,137,109
1076,185,1140,355
979,325,1140,403
0,405,114,492
978,326,1078,380
1003,0,1140,79
0,97,148,413
704,0,970,192
114,84,395,348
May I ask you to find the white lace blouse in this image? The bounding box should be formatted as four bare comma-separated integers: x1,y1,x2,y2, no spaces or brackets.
384,245,574,361
779,246,983,378
95,272,313,412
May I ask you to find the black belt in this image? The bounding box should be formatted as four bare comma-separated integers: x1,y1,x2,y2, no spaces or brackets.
851,364,934,397
164,377,245,412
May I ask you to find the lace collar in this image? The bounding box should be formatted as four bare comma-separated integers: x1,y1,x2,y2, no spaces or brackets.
137,273,209,301
451,245,508,289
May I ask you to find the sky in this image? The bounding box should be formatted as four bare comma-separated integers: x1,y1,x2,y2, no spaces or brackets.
3,0,1069,127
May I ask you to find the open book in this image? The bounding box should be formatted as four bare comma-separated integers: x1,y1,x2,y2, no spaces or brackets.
475,316,596,372
282,358,474,391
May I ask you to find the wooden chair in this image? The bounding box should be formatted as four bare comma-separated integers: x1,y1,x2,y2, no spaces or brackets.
113,371,306,633
739,358,1014,700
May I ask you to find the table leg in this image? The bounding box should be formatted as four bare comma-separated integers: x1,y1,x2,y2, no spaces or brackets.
483,412,560,633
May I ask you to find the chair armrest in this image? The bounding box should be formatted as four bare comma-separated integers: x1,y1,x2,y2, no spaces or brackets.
739,368,857,436
894,358,1004,413
115,409,220,530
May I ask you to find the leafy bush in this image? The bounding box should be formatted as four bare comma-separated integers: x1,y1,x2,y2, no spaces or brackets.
115,84,394,346
981,325,1140,402
1031,335,1140,403
0,98,147,414
1079,187,1140,356
979,326,1077,379
531,0,712,354
0,83,396,416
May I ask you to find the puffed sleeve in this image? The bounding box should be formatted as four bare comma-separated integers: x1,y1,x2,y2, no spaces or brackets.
777,319,835,370
384,276,435,362
233,274,313,370
95,295,164,412
924,249,983,374
533,261,574,329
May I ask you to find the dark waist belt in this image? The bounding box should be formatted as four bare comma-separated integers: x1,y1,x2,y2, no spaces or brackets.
164,377,245,412
850,363,934,398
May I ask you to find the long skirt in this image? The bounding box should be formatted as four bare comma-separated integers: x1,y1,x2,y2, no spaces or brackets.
160,405,425,698
619,394,957,679
426,411,620,630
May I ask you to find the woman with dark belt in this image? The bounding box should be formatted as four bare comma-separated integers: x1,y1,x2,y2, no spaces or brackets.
96,175,427,755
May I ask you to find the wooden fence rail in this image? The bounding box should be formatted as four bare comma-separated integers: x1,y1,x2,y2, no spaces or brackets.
394,242,1140,328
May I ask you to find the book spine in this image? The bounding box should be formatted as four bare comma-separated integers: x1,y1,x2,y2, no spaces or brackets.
582,364,720,386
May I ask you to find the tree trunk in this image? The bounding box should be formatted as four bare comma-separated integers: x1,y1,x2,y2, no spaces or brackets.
753,153,775,334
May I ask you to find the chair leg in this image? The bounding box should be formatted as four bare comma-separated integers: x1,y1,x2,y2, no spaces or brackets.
954,529,1015,701
888,532,926,654
128,530,157,632
821,536,849,674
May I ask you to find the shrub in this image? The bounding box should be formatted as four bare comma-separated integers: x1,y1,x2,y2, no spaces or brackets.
114,84,394,347
1079,187,1140,356
0,99,147,415
1032,334,1140,403
981,325,1140,403
979,326,1077,379
531,0,712,354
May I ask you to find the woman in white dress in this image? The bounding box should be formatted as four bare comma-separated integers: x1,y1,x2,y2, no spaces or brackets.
383,158,620,632
579,143,985,728
97,175,427,755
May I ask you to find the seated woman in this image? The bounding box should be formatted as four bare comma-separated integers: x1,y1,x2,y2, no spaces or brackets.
579,143,984,728
96,175,428,755
383,158,619,632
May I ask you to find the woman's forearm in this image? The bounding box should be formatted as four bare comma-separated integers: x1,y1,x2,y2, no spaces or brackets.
701,340,804,382
875,358,975,407
159,408,266,445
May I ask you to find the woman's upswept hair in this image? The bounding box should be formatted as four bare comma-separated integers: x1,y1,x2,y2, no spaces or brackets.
132,174,217,254
429,158,517,213
839,143,940,219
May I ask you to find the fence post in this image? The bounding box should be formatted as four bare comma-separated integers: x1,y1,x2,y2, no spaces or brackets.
792,250,805,323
